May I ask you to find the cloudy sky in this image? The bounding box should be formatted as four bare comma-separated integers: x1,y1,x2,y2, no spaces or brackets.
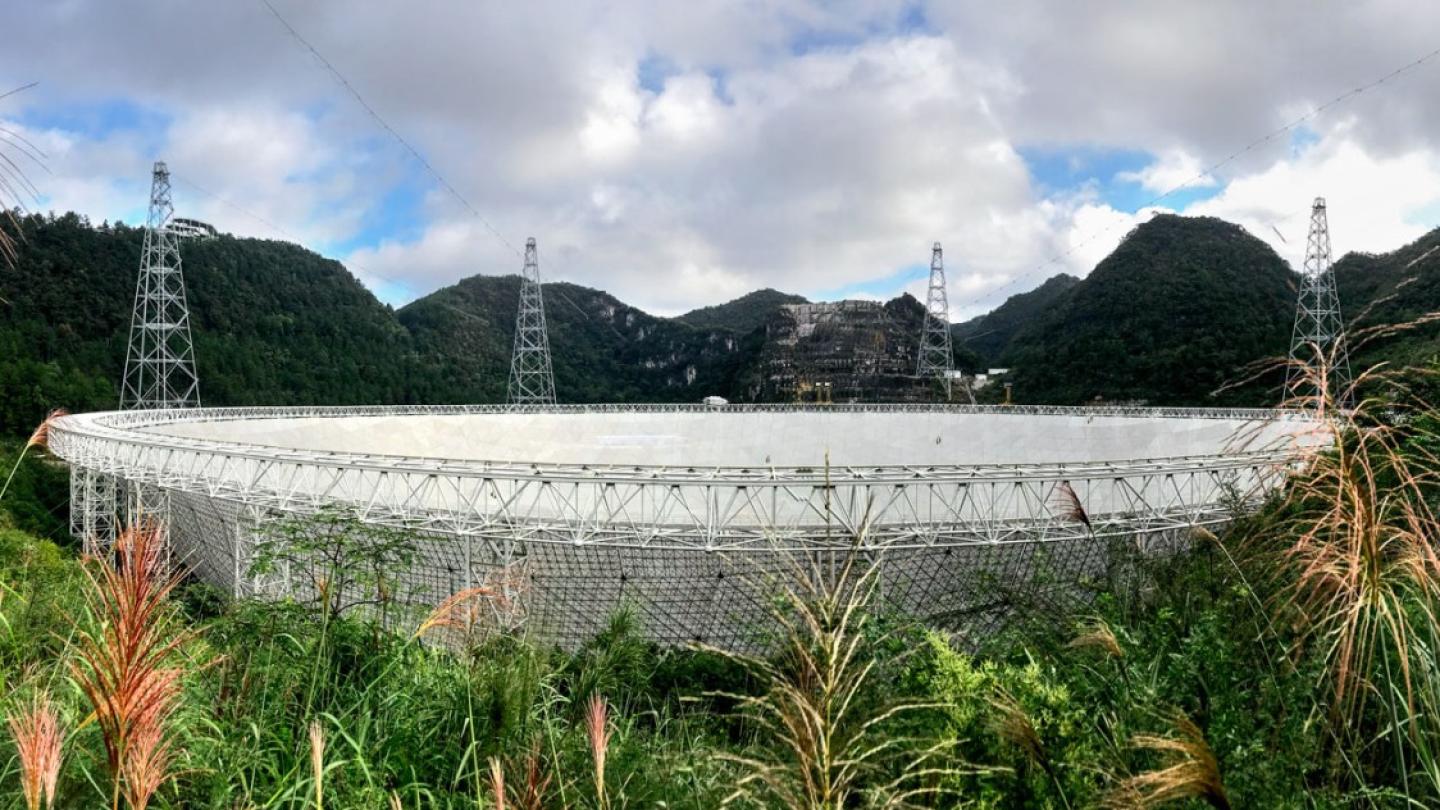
3,1,1439,318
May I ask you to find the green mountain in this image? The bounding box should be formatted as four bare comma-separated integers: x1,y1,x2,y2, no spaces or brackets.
0,213,779,434
0,212,425,433
1000,215,1298,406
1332,228,1440,367
4,209,1437,437
987,218,1440,406
952,273,1079,368
677,288,808,333
397,275,758,404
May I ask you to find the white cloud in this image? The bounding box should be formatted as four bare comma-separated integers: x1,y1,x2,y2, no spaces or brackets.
1117,149,1216,195
2,0,1438,320
1191,129,1440,271
1017,130,1440,291
342,33,1044,315
578,72,646,165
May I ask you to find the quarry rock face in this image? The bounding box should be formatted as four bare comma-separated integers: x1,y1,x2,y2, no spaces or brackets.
757,298,931,402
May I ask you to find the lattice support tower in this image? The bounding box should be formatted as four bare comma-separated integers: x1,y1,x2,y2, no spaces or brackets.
916,241,953,399
1285,197,1352,407
122,161,200,410
87,160,202,554
507,237,557,405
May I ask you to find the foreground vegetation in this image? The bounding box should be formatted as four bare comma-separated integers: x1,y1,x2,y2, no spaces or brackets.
2,366,1439,807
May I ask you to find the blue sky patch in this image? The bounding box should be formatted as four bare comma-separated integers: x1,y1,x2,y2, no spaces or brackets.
17,97,170,142
787,26,869,57
708,68,733,105
1020,145,1222,213
1289,124,1321,157
1403,198,1440,231
636,54,733,104
787,2,932,57
1022,145,1151,198
637,53,677,94
362,276,414,306
812,262,928,301
895,3,930,36
322,175,430,257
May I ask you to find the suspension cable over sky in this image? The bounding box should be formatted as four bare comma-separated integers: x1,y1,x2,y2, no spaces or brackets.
983,42,1440,304
256,0,522,260
250,1,1439,312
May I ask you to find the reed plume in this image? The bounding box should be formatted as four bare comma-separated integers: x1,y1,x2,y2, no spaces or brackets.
1105,713,1230,809
500,743,552,810
118,689,179,810
1053,481,1091,531
989,689,1071,808
1067,618,1124,660
0,82,45,269
989,690,1045,766
309,719,326,809
69,520,192,810
485,748,555,810
585,694,612,810
488,756,506,810
0,408,67,503
412,585,502,640
414,563,529,645
6,691,64,810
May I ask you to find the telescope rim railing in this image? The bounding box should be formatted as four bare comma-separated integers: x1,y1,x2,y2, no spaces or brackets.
49,404,1320,487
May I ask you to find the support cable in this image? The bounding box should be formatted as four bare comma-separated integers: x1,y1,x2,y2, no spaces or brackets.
176,173,621,343
981,42,1440,303
255,0,522,259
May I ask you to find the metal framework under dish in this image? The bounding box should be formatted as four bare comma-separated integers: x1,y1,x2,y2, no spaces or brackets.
51,404,1318,646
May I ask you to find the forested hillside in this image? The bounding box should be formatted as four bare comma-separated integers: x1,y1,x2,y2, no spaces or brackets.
397,276,761,403
4,210,1437,435
0,212,425,433
0,213,786,434
989,216,1440,405
952,273,1079,367
1000,215,1297,405
676,288,807,333
1333,227,1440,367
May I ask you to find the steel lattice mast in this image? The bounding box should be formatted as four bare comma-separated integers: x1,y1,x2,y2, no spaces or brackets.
917,241,953,396
121,161,200,410
507,237,557,404
1285,197,1351,406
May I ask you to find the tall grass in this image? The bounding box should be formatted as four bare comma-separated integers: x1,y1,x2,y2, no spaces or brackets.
1215,343,1440,795
585,695,611,810
709,545,958,808
70,521,193,810
1265,353,1440,786
0,409,64,504
1104,713,1230,809
5,691,64,810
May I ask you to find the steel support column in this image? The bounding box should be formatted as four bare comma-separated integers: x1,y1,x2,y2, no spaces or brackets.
70,465,119,557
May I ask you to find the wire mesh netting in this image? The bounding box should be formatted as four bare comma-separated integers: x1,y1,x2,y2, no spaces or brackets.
152,488,1193,649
